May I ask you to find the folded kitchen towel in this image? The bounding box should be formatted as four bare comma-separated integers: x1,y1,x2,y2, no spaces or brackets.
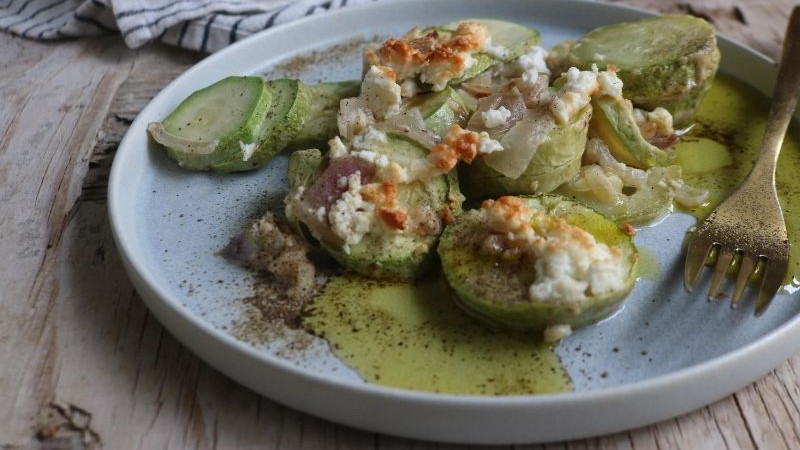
0,0,380,53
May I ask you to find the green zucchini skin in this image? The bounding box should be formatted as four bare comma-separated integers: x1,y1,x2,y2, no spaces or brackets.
438,194,638,332
458,106,590,200
285,148,326,244
565,14,720,126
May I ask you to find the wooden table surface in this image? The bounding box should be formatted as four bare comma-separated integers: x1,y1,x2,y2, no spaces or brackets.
1,0,798,448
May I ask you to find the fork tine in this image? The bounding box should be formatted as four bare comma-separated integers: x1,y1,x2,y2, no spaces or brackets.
731,254,757,307
685,236,713,291
708,248,735,300
755,258,789,315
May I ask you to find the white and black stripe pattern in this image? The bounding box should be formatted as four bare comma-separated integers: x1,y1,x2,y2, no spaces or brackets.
0,0,380,52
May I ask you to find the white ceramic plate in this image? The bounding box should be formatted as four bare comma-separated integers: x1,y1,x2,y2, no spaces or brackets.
108,0,800,444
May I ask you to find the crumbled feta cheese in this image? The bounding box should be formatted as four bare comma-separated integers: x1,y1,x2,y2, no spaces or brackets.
481,196,628,303
596,69,624,99
352,150,390,168
240,141,257,161
361,65,402,120
328,136,348,159
351,126,388,152
367,22,489,92
421,52,474,92
482,106,512,128
328,172,375,254
517,45,551,78
484,36,508,59
550,67,599,125
482,196,537,244
645,107,674,136
283,186,305,222
478,134,504,154
387,161,411,183
528,221,628,302
382,124,502,184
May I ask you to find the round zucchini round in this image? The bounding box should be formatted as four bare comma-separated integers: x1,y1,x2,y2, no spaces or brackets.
322,175,452,280
459,106,590,200
438,194,638,332
149,76,272,171
286,134,462,281
565,14,720,126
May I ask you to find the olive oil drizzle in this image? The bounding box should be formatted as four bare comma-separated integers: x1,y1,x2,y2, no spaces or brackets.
303,275,572,395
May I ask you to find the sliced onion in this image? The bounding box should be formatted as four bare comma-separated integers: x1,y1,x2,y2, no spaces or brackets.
483,112,555,179
584,138,647,189
378,108,438,149
467,87,527,137
455,88,479,111
512,74,550,108
337,97,375,140
459,73,494,97
582,165,621,205
671,179,709,208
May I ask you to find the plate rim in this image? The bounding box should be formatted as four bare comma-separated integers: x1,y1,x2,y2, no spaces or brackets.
108,0,800,443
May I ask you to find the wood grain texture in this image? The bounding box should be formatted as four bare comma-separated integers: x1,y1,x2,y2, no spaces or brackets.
1,1,798,448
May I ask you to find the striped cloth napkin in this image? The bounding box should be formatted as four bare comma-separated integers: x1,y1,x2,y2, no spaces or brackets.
0,0,379,53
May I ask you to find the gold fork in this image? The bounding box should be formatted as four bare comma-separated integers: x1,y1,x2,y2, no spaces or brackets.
684,6,800,314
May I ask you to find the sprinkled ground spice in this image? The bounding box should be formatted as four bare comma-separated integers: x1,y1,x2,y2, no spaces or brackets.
223,212,326,328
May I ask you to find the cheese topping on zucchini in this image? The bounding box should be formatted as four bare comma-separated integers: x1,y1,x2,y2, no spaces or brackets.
481,196,628,301
361,65,403,120
365,22,491,91
328,172,376,253
516,45,551,81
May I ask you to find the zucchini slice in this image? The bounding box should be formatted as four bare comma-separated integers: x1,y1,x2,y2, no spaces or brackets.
438,194,638,333
213,78,312,172
459,105,590,200
438,18,541,62
149,76,312,172
287,148,325,192
286,134,463,280
555,165,677,225
407,87,470,135
414,19,541,89
565,14,720,126
148,76,271,171
590,95,668,168
288,80,361,148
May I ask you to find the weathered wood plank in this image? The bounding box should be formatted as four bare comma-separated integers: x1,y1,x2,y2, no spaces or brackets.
0,33,137,448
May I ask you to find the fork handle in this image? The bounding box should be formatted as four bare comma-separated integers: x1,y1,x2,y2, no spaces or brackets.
750,6,800,181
